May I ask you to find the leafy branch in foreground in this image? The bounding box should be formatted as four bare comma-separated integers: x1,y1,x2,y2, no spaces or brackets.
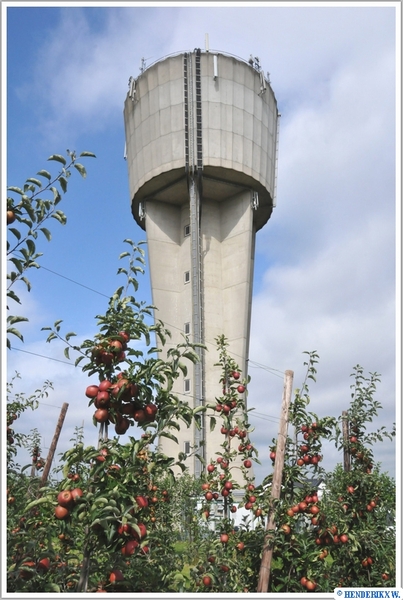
6,150,96,348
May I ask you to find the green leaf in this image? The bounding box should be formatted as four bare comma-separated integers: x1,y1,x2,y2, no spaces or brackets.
7,290,21,304
40,227,52,241
210,416,216,432
51,211,67,224
119,252,131,260
8,227,21,241
65,332,77,341
22,276,33,290
26,238,36,255
26,177,42,188
79,151,96,158
74,162,87,178
7,327,24,341
7,315,29,325
64,347,70,360
48,154,67,165
25,496,54,511
59,176,68,193
24,202,36,221
9,257,23,274
44,584,61,593
37,169,52,181
7,186,24,195
45,332,58,343
50,186,61,204
159,431,179,444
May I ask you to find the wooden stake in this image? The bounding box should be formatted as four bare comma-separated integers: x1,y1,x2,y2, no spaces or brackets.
256,369,294,593
40,402,69,486
342,410,350,472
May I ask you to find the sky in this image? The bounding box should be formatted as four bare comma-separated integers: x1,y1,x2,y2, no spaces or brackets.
3,3,400,494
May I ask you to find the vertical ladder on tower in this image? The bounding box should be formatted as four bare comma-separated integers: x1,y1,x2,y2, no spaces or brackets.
184,51,205,478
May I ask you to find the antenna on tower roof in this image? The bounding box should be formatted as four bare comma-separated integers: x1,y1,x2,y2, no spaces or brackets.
205,33,210,52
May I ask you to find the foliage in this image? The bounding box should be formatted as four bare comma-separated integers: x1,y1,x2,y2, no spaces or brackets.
7,337,396,592
6,374,53,470
6,149,96,348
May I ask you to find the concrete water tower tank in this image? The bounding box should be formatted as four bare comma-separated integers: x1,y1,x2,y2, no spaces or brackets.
123,49,279,482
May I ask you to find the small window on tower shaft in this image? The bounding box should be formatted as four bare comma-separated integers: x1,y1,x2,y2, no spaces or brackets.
184,271,190,284
184,379,191,393
184,322,190,335
184,224,190,237
184,441,191,455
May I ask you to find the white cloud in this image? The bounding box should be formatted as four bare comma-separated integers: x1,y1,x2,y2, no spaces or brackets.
16,7,178,143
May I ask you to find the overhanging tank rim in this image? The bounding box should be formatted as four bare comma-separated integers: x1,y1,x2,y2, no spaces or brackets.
133,49,276,102
130,167,273,232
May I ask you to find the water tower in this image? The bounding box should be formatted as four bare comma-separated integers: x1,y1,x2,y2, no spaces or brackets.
123,49,279,482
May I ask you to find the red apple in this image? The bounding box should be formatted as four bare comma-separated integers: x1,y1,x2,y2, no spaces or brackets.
132,522,147,539
99,379,113,392
57,490,73,508
133,409,146,423
7,210,16,225
237,385,246,393
115,417,130,435
122,540,138,556
118,523,131,535
95,391,110,408
109,569,124,583
94,408,109,423
71,488,83,502
86,385,99,398
37,557,50,573
110,340,123,352
118,331,130,343
144,402,158,420
135,495,148,509
55,505,69,520
243,459,252,468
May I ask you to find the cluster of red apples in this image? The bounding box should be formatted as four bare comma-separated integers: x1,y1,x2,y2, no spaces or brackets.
295,423,323,466
91,331,129,367
54,488,83,520
85,332,158,436
348,421,373,473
